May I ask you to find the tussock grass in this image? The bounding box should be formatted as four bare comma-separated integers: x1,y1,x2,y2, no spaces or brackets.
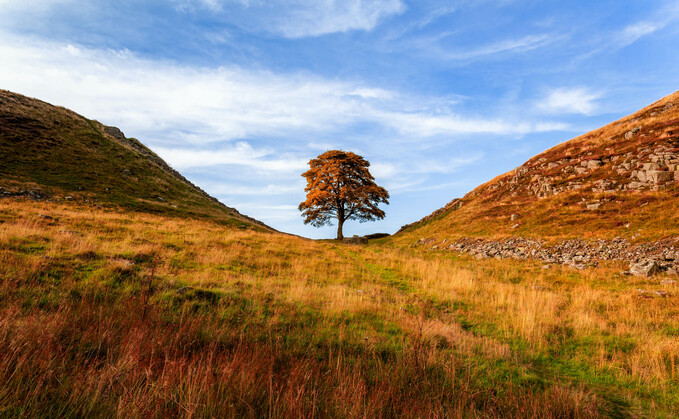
1,199,678,416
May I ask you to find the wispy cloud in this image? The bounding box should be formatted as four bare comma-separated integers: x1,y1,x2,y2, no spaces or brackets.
175,0,407,38
196,182,303,196
0,32,566,146
404,30,559,62
154,143,308,173
538,88,602,115
378,111,569,137
618,21,667,46
443,34,554,60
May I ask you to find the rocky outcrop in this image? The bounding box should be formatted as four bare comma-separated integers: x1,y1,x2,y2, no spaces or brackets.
415,236,679,276
472,100,679,203
103,126,126,141
482,144,679,201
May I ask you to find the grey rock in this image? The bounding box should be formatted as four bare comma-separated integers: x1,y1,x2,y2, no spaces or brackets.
630,261,661,277
647,170,672,183
104,126,126,140
586,159,603,169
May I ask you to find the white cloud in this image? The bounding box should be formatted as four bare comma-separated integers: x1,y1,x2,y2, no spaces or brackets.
538,88,601,115
608,3,679,50
378,111,568,137
0,32,566,146
618,21,666,47
410,33,557,62
276,0,406,38
199,182,303,196
0,0,70,7
154,144,308,172
176,0,406,38
447,34,553,60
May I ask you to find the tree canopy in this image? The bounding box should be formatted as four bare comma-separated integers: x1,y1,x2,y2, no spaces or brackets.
298,150,389,240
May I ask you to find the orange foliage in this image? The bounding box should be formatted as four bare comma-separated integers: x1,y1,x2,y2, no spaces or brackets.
298,150,389,239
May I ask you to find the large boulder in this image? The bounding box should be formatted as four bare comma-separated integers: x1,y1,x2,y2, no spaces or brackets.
630,260,661,277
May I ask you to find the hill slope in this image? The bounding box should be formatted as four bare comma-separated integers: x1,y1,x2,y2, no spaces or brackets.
398,91,679,242
0,90,269,230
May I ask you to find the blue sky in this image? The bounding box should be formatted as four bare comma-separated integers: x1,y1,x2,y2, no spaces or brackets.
1,0,678,238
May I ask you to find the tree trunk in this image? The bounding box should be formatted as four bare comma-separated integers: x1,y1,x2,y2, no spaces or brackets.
336,204,346,240
336,217,344,240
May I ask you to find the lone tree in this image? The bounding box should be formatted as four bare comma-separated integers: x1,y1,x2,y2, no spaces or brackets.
299,150,389,240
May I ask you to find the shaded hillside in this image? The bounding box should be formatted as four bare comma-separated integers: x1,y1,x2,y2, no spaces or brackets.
397,91,679,242
0,90,270,230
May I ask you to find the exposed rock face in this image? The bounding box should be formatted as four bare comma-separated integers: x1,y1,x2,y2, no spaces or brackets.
471,98,679,202
104,125,126,141
483,144,679,200
415,236,679,276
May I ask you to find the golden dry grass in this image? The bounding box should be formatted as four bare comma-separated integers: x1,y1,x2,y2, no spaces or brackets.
1,199,678,416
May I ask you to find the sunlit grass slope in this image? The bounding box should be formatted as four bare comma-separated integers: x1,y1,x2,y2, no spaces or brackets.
397,91,679,243
0,90,268,230
1,198,678,417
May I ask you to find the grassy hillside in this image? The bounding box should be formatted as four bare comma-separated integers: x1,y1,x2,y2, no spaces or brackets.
0,90,269,230
397,91,679,243
1,198,679,416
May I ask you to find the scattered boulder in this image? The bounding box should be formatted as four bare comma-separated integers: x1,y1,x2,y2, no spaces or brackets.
624,126,642,139
630,261,661,277
586,159,603,169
